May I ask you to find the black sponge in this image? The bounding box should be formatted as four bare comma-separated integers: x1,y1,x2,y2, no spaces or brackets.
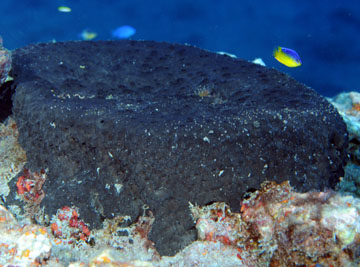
10,40,347,255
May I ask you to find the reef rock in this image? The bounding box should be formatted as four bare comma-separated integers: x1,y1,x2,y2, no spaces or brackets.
9,40,347,255
189,181,360,266
328,92,360,198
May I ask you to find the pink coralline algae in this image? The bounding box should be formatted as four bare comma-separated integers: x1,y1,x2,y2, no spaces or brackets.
16,168,46,204
50,206,91,245
0,36,11,85
190,181,360,266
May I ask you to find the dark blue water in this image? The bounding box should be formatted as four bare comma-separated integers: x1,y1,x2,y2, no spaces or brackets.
0,0,359,97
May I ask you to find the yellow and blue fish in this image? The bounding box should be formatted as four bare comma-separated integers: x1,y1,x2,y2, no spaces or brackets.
273,46,302,67
79,29,97,41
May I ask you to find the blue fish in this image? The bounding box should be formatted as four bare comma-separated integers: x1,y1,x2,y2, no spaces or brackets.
111,25,136,39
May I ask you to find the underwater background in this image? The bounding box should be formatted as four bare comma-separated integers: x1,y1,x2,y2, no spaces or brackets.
0,0,359,97
2,1,360,265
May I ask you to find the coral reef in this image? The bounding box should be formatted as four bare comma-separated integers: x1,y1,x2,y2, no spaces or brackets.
328,92,360,198
337,164,360,197
190,181,360,266
1,181,360,265
0,36,12,85
327,91,360,138
50,206,91,244
16,168,46,204
15,168,48,225
0,205,52,266
0,117,26,200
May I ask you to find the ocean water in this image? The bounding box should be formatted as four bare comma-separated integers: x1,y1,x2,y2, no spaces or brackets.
0,0,359,97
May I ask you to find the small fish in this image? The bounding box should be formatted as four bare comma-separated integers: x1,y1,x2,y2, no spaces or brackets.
111,25,136,39
273,46,302,67
58,6,72,13
79,29,97,41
